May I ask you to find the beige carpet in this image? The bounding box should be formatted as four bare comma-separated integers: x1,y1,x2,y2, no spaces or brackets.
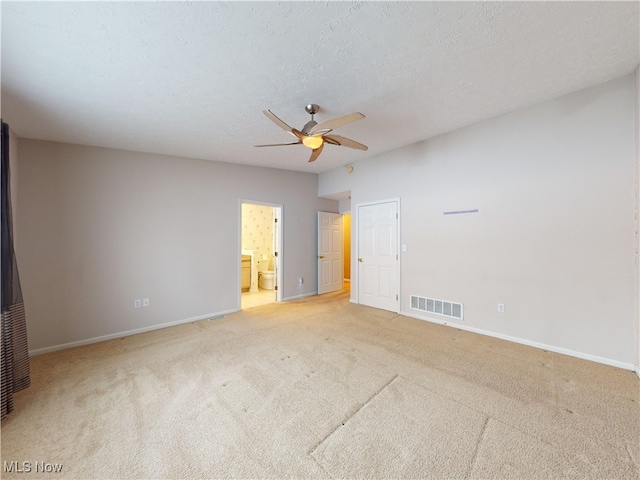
1,290,639,479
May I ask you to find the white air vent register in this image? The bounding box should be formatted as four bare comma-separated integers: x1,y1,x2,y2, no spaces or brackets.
410,295,463,320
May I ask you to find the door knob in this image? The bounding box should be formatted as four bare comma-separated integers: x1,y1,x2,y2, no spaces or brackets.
358,258,363,262
318,255,324,259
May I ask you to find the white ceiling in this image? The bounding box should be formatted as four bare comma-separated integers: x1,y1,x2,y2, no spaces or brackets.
1,1,638,174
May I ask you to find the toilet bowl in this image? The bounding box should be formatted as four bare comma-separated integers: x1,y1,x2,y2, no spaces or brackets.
258,271,275,290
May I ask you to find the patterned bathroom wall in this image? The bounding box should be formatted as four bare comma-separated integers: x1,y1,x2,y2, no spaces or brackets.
241,203,274,269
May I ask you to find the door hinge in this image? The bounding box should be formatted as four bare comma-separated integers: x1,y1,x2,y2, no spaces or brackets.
396,213,398,219
275,252,278,257
275,285,278,291
396,294,398,300
274,218,278,223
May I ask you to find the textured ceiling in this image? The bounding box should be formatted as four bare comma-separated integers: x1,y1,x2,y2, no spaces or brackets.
1,1,638,174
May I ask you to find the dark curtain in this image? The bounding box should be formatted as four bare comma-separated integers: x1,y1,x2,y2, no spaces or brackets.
1,121,30,420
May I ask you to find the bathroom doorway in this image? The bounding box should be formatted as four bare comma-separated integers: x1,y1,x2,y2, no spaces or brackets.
240,201,282,309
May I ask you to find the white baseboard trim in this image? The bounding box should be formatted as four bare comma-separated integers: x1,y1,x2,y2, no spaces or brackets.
282,291,318,302
401,309,636,372
29,308,239,356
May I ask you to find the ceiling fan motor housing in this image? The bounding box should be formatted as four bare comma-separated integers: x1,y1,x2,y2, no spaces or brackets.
305,104,320,115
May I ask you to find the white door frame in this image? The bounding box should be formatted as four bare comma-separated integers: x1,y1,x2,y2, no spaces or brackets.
238,200,283,309
355,198,401,312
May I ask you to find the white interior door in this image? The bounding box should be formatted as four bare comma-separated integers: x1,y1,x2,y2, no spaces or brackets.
357,201,399,312
318,212,343,295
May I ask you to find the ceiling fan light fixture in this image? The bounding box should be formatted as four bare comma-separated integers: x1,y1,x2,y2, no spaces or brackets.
302,135,324,149
258,105,367,161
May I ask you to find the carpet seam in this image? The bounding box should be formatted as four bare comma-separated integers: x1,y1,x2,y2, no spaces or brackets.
465,415,491,479
625,443,640,471
398,374,573,450
310,454,334,480
308,373,399,457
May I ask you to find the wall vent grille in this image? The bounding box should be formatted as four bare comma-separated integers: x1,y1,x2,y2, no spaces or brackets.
410,295,463,320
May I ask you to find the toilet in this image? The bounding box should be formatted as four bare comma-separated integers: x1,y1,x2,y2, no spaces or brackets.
258,271,275,290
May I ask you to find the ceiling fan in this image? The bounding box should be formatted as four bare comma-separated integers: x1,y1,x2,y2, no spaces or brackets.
255,104,368,162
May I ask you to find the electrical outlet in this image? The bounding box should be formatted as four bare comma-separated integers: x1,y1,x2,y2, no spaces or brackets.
142,298,150,307
134,299,142,309
497,304,505,313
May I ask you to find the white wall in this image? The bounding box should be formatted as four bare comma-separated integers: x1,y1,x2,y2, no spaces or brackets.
320,73,637,368
635,65,640,375
17,141,337,352
338,197,351,214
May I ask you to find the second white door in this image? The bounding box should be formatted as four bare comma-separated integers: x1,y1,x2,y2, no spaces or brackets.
318,212,343,295
357,201,399,312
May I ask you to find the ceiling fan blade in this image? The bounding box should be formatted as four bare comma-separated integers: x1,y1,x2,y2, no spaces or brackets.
309,112,365,135
263,110,298,138
308,142,324,163
301,120,317,135
255,141,301,147
324,134,368,151
290,129,306,140
309,128,333,136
